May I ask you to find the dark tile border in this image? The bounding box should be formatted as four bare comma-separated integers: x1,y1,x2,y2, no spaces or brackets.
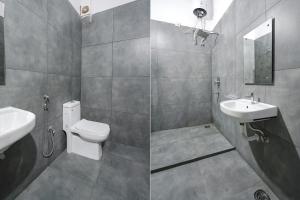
151,147,236,174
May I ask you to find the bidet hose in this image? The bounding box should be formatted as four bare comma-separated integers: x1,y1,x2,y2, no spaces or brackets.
42,127,55,158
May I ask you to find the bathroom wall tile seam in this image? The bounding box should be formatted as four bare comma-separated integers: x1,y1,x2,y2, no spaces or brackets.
82,40,114,48
81,72,151,78
83,36,150,49
82,24,149,46
153,77,212,80
15,1,47,21
14,0,47,22
112,35,150,44
81,0,150,148
266,0,283,11
81,75,112,78
3,66,77,78
154,98,212,104
274,66,300,71
235,0,283,37
235,3,266,35
4,6,47,72
4,62,46,74
151,47,211,54
46,0,80,158
113,0,150,41
46,0,73,27
46,23,73,41
151,20,212,131
81,40,150,78
46,72,74,77
112,37,150,77
4,67,46,75
110,7,115,130
81,0,149,46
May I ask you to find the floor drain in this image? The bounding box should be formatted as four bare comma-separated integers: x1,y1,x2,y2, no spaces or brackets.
254,189,271,200
204,125,211,128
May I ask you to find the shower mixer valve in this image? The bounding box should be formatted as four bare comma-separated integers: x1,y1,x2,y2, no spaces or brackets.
214,77,221,88
43,95,50,111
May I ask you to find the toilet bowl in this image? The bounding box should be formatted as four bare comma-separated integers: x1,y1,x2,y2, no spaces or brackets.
63,101,110,160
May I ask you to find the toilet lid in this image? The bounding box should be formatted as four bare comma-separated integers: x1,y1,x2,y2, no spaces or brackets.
71,119,110,142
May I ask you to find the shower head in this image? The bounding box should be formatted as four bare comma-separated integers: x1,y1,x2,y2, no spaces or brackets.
194,29,209,46
193,28,219,46
192,0,209,18
193,7,207,18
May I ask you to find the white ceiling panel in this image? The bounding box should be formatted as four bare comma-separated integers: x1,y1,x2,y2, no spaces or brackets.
69,0,138,14
151,0,233,30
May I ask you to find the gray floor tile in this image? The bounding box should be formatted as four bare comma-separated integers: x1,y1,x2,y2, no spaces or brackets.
151,124,219,145
151,124,233,170
16,143,149,200
94,152,149,200
49,151,102,184
151,151,279,200
104,142,148,165
90,186,124,200
16,167,93,200
222,182,280,200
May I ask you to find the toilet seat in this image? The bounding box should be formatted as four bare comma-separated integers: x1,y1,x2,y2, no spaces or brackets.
71,119,110,142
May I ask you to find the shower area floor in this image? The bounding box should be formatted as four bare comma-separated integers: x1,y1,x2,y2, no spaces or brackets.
151,124,279,200
151,124,234,171
16,143,149,200
151,150,279,200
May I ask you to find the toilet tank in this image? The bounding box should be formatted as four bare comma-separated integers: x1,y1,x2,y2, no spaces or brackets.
63,101,81,132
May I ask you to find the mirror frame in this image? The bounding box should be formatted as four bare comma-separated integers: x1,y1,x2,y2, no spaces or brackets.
244,18,275,86
0,1,4,86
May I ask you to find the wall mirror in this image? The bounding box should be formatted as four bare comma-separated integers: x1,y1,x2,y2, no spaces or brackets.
0,2,4,85
243,18,274,85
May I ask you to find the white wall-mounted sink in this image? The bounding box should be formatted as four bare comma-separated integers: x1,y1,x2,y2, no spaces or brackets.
220,99,277,122
0,107,36,154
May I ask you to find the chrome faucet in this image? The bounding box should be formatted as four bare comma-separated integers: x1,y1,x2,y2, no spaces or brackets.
245,92,256,104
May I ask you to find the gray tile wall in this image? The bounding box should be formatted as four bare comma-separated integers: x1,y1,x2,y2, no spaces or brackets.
212,0,300,199
0,0,81,199
81,0,150,151
151,20,212,132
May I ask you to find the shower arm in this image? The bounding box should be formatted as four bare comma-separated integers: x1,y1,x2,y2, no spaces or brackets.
183,25,219,35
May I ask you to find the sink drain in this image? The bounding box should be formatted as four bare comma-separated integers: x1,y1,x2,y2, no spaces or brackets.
254,189,271,200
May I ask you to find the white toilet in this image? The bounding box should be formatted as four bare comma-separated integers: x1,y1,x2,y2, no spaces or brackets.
63,101,110,160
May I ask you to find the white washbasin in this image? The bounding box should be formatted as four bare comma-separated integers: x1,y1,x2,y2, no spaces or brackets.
220,99,277,122
0,107,36,153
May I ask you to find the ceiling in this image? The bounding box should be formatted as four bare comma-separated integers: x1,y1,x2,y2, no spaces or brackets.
68,0,137,14
68,0,234,31
151,0,234,31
